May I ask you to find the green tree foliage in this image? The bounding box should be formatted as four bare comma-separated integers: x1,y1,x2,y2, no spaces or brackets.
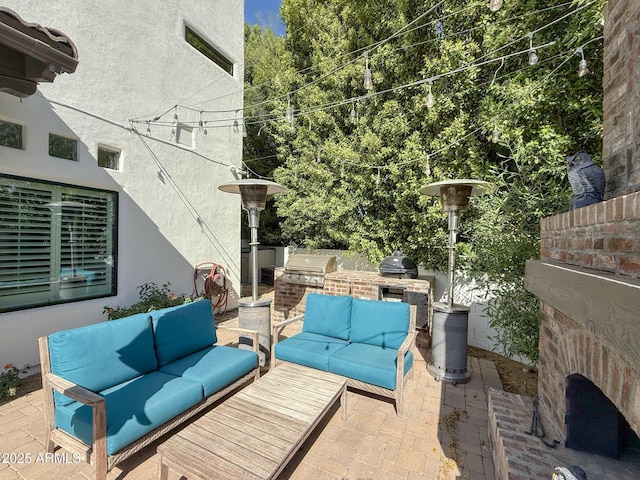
243,0,605,362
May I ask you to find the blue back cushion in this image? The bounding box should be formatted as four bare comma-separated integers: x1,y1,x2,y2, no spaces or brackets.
48,313,157,406
302,294,352,340
151,300,217,366
350,298,410,349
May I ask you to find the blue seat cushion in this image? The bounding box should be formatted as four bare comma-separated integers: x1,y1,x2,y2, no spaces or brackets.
54,371,203,455
328,343,413,390
350,298,410,349
275,332,349,371
151,300,217,366
48,313,157,407
159,345,257,397
302,294,352,340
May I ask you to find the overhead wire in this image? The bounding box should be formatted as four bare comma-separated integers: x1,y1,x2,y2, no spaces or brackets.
131,0,596,132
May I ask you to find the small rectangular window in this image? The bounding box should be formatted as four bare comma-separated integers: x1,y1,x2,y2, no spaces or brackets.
0,119,23,149
185,25,234,75
98,146,121,170
49,133,77,161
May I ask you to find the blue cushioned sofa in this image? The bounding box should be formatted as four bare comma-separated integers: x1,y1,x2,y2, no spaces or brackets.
38,299,260,480
271,293,416,416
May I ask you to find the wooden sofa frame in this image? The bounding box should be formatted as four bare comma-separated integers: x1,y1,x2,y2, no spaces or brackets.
38,326,260,480
271,303,416,416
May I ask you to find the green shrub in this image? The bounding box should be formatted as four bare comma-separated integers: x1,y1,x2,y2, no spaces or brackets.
104,282,203,320
0,363,31,401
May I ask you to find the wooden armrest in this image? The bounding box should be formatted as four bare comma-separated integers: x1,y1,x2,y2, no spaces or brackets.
217,326,260,355
272,314,304,336
45,373,104,406
397,331,417,356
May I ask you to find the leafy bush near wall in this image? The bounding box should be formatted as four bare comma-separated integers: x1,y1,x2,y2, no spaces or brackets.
104,282,202,320
0,364,31,401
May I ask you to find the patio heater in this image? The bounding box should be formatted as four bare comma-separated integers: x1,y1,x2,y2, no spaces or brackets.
419,179,493,385
218,178,286,366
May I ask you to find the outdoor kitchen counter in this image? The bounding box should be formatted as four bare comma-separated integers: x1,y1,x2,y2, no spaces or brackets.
273,268,435,330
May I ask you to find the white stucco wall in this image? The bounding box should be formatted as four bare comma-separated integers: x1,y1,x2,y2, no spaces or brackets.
0,1,244,369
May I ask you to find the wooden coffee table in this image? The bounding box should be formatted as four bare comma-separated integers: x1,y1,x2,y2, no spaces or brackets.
157,362,347,479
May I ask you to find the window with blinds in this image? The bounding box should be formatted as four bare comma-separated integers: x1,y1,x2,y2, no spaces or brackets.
0,175,117,312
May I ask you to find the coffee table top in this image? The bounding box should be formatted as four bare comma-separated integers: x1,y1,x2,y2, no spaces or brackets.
157,362,347,479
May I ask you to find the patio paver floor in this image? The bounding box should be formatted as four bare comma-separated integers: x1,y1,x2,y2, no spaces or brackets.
0,309,501,480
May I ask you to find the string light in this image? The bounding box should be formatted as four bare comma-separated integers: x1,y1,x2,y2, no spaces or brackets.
492,127,500,143
376,167,381,185
576,47,588,77
528,33,538,65
363,52,373,90
489,0,503,12
146,122,151,135
132,0,596,128
285,93,295,131
350,102,357,124
427,81,435,109
242,121,248,137
424,155,431,176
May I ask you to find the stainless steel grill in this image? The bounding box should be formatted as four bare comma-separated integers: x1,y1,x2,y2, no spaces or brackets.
282,254,338,287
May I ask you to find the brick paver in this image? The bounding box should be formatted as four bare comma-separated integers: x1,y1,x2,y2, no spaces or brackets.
0,311,501,480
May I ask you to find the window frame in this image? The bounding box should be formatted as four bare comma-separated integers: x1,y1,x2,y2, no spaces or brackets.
185,25,234,76
48,132,78,161
0,118,24,150
0,174,118,313
97,145,122,171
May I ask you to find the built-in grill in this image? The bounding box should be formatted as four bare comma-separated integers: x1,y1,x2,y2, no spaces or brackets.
379,251,418,279
282,254,338,287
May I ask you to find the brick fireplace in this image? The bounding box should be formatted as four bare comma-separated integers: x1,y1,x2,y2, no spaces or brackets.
524,0,640,455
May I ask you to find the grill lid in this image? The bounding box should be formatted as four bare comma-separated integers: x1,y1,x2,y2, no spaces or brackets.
284,254,338,274
379,251,418,277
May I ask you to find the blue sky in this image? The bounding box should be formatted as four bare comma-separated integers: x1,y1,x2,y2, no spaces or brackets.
245,0,286,35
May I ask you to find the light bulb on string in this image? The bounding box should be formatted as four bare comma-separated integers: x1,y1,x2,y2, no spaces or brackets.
577,47,588,77
146,122,151,135
350,102,357,124
285,93,294,130
173,106,178,122
376,168,381,185
489,0,503,12
424,155,431,177
363,52,373,90
203,122,208,137
242,121,247,137
528,33,538,65
426,81,435,109
492,127,500,143
198,111,204,131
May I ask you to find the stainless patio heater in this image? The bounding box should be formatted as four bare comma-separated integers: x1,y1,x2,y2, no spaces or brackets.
419,179,493,384
218,178,286,366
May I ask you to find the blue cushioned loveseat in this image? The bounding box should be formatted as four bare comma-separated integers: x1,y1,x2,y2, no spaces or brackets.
38,299,260,480
271,294,416,416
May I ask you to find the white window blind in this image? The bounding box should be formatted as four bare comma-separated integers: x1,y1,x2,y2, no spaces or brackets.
0,176,117,312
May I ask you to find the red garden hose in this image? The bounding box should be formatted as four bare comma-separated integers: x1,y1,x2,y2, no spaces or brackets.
194,262,229,319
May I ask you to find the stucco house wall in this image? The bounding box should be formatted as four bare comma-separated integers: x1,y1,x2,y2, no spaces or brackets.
0,0,244,369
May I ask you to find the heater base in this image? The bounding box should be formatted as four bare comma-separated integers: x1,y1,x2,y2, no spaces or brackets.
428,302,471,386
238,296,271,367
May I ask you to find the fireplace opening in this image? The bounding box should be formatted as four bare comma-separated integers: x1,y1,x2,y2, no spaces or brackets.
565,374,640,459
